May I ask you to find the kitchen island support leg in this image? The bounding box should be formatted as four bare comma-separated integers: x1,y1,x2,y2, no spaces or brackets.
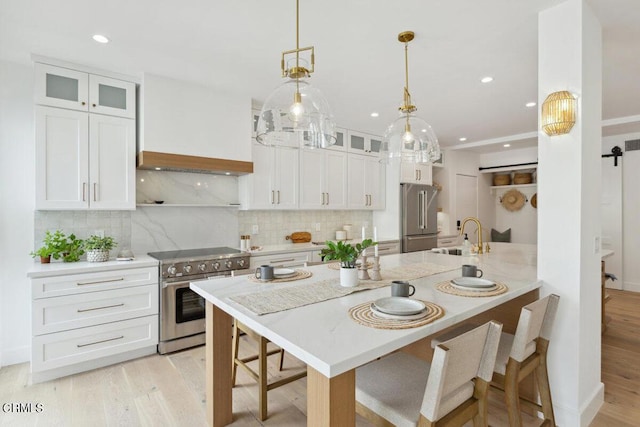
307,367,355,426
206,302,233,426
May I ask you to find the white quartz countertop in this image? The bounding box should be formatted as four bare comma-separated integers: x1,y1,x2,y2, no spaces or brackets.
247,237,399,256
191,243,540,378
27,254,158,278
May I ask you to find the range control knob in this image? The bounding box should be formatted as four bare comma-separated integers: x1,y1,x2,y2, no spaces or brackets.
212,262,220,270
225,260,233,268
198,263,207,272
167,265,177,275
183,264,192,274
237,258,246,267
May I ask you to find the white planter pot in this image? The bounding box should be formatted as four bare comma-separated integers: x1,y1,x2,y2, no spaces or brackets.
87,249,109,262
340,267,359,287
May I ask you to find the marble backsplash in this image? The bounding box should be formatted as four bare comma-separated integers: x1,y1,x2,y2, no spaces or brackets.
136,170,239,205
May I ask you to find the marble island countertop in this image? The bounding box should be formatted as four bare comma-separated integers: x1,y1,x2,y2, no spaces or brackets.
192,243,541,378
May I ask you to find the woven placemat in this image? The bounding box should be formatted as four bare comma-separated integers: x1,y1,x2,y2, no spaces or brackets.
247,270,312,284
435,280,508,297
348,300,445,330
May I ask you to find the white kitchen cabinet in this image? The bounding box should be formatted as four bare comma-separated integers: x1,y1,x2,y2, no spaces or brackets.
35,106,136,210
348,154,385,210
240,143,298,209
400,162,433,185
35,63,136,119
249,251,312,269
348,130,383,156
30,265,159,383
299,149,347,209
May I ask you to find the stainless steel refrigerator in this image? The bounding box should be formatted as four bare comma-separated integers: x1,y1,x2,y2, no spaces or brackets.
401,183,439,253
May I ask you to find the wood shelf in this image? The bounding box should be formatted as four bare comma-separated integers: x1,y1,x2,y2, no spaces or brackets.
490,183,536,194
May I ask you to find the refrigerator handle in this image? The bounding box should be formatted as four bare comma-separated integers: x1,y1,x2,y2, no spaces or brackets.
424,190,428,230
419,191,425,229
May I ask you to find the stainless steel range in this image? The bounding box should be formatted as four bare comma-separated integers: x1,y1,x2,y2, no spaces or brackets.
148,247,250,354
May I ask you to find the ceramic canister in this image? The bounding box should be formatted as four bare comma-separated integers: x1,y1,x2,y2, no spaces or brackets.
343,224,353,239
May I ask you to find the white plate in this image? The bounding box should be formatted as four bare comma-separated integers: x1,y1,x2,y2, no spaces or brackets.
451,282,497,292
372,297,426,315
370,304,428,320
451,277,496,288
273,268,296,278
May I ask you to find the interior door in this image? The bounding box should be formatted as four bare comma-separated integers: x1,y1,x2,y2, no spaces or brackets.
601,156,623,289
455,174,478,235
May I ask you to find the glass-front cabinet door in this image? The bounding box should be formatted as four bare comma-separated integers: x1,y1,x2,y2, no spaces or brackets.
328,127,347,151
89,75,136,119
35,63,89,111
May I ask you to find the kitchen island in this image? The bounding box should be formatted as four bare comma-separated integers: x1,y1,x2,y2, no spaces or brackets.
191,243,541,426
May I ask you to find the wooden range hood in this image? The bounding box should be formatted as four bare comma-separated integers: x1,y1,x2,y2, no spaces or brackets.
137,151,253,176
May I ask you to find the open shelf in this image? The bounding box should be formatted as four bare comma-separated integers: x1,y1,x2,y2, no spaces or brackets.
490,183,536,193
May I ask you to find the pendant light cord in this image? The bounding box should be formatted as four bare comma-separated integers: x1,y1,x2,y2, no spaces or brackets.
295,0,300,94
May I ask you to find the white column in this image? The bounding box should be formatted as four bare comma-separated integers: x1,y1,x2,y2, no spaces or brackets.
538,1,603,426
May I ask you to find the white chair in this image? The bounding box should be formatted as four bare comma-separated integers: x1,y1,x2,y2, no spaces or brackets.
355,321,503,427
490,294,560,427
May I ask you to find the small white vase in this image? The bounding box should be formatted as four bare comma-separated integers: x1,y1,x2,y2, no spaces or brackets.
340,266,359,287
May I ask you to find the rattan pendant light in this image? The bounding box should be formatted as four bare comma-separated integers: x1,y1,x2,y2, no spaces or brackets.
380,31,441,164
255,0,336,149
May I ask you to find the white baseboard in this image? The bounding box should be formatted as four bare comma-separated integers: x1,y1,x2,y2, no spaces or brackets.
623,281,640,293
553,382,604,427
1,345,30,367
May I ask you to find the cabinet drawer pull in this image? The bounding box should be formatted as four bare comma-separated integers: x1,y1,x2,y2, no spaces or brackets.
82,182,87,201
277,190,280,204
77,303,125,313
77,335,124,348
271,190,275,204
326,192,329,205
378,247,392,251
440,239,453,244
77,277,125,286
92,103,97,108
81,101,86,106
93,183,97,201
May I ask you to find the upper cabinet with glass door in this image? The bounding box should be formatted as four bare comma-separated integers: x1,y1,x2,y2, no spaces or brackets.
35,63,136,119
347,130,382,156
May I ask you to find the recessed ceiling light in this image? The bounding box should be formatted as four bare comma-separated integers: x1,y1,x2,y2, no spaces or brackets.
503,144,511,148
525,102,536,107
421,129,427,133
139,178,145,182
154,167,161,171
480,76,493,83
370,112,379,118
459,137,467,142
92,34,110,44
225,172,231,176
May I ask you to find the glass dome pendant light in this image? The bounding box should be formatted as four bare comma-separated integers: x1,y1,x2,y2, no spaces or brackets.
255,0,336,149
380,31,441,164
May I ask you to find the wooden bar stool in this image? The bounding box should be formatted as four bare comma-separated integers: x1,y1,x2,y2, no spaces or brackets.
490,294,560,427
231,320,307,421
355,321,503,427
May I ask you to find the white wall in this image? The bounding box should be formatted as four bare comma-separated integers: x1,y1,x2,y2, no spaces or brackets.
0,60,35,366
602,131,640,291
493,185,538,243
478,146,538,168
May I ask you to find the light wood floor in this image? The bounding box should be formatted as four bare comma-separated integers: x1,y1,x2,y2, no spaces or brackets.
1,290,638,426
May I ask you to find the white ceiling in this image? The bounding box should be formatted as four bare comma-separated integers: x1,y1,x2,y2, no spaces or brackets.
2,0,639,153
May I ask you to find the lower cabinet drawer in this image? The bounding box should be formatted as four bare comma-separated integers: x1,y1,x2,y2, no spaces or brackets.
32,266,157,299
250,252,311,269
377,242,400,255
33,284,158,335
32,315,158,373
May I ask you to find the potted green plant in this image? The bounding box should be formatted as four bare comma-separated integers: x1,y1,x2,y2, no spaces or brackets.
320,239,377,287
62,234,85,262
83,235,116,262
30,230,68,263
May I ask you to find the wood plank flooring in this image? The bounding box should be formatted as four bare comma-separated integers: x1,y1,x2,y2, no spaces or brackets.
1,290,638,426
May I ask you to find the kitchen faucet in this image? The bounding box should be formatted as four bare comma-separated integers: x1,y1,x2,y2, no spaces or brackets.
459,217,484,255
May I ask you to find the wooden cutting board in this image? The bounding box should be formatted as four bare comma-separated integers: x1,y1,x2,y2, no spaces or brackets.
286,232,311,243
